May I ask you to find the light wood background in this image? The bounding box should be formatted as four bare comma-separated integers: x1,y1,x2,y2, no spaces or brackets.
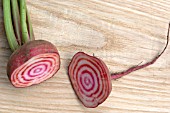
0,0,170,113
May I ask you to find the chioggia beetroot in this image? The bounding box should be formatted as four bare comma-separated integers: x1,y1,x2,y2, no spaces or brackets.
3,0,60,87
7,40,60,87
68,23,170,108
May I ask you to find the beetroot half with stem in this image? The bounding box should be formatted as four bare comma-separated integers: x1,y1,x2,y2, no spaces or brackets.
3,0,60,87
68,23,170,108
7,40,60,88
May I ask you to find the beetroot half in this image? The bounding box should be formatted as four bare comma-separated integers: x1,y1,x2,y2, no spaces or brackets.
68,23,170,108
7,40,60,88
3,0,61,87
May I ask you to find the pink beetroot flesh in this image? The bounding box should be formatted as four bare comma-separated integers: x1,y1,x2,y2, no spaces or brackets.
7,40,60,87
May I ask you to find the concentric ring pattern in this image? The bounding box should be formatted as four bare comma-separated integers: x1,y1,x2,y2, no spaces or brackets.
69,52,112,108
11,53,60,87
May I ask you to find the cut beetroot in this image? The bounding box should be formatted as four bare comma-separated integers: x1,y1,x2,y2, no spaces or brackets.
7,40,60,88
68,23,169,108
3,0,61,88
68,52,112,108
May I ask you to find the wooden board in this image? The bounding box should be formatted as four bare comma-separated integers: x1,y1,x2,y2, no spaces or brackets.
0,0,170,112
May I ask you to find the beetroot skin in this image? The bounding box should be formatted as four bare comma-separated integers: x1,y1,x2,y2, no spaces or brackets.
7,40,60,87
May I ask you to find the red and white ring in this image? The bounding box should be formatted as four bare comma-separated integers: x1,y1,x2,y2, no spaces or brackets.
11,53,60,87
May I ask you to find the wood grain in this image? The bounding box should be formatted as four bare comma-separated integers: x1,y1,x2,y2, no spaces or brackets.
0,0,170,112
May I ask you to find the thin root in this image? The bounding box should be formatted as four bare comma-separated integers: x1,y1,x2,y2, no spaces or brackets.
111,22,170,80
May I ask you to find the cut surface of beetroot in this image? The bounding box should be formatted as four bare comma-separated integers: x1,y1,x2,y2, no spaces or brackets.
7,40,60,87
68,52,112,108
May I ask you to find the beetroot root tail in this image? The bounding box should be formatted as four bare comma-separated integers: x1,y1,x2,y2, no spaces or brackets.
111,22,170,80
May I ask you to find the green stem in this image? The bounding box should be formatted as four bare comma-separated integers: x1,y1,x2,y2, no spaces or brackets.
27,8,35,41
19,0,30,44
3,0,19,51
11,0,22,45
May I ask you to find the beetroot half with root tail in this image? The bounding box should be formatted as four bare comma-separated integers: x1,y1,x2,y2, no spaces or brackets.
68,23,170,108
7,40,60,88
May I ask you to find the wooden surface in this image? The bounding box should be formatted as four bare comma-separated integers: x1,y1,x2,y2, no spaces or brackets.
0,0,170,113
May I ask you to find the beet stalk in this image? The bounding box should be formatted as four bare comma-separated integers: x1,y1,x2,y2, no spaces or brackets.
68,23,170,108
11,0,22,45
3,0,60,87
3,0,19,51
